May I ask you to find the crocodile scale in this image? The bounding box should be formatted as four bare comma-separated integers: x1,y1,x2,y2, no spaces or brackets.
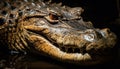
0,0,117,65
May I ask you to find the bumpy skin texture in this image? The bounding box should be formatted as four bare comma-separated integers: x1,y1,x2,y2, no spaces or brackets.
0,0,117,65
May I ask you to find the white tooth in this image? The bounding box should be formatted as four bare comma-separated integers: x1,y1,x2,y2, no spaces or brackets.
60,52,91,61
75,53,92,61
62,35,68,45
74,53,83,61
57,36,64,44
63,37,70,45
69,38,75,45
83,53,92,60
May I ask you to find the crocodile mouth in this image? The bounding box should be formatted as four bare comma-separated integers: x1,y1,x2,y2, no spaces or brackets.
48,29,116,55
58,45,86,53
27,25,116,55
45,36,88,54
24,17,117,64
28,27,117,65
24,18,117,55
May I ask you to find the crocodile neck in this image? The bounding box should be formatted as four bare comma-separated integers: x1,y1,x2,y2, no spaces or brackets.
0,21,29,53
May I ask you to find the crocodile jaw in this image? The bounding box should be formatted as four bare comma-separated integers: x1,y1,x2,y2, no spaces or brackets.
25,23,116,65
30,35,93,64
30,31,116,65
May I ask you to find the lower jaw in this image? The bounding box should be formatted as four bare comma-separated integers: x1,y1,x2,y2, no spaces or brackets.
50,47,114,65
31,35,115,65
40,43,114,65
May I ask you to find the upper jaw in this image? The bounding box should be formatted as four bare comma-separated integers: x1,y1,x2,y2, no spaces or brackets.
24,18,117,54
46,27,117,54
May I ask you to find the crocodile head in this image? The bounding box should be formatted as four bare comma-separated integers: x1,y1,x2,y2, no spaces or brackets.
0,0,117,65
24,3,117,64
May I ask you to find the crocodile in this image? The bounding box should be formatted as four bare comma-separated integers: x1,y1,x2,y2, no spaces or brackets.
0,0,117,65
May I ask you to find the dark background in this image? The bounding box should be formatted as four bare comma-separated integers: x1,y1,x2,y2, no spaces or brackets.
52,0,119,22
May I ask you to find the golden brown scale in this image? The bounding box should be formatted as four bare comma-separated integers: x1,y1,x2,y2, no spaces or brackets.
0,0,117,65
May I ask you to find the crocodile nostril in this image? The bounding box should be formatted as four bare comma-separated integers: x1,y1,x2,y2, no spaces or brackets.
105,28,111,34
100,28,112,38
0,18,6,26
96,32,103,38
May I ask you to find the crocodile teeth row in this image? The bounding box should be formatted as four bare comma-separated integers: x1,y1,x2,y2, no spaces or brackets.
59,46,86,54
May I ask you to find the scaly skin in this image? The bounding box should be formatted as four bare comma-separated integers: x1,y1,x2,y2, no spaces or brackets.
0,0,117,65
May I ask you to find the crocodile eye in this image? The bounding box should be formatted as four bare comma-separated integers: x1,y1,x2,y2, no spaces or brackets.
0,18,5,26
49,13,58,20
45,12,60,23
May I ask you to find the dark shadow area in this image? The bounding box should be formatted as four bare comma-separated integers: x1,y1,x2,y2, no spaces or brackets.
52,0,119,25
0,53,119,69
